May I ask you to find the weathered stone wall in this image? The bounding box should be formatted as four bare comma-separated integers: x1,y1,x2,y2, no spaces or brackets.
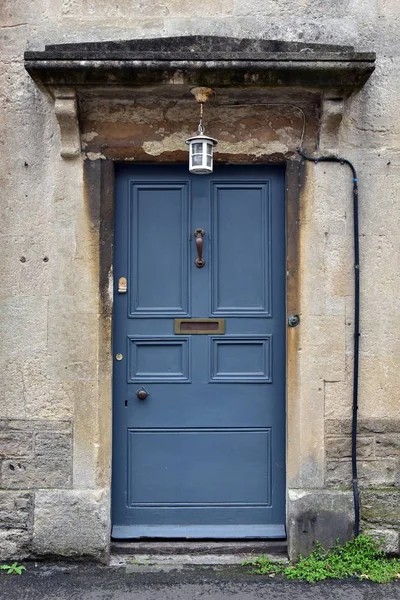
326,419,400,553
0,0,399,559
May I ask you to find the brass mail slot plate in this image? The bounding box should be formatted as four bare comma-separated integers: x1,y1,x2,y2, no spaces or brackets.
174,318,225,335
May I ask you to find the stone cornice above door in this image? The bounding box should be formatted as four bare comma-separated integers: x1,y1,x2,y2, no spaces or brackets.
25,36,375,90
24,36,376,159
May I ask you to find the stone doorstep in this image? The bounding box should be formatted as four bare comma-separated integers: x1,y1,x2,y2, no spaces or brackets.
110,540,288,568
111,540,287,556
110,553,289,571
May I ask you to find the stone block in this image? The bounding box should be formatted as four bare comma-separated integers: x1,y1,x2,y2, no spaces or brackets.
326,460,352,487
34,433,72,461
230,16,358,46
0,419,72,433
0,234,26,301
287,376,325,489
375,434,400,458
47,297,100,381
0,296,48,358
235,0,378,18
326,436,374,459
15,236,53,299
363,527,400,555
72,258,100,314
326,419,400,436
234,0,345,17
288,489,354,559
327,459,400,488
0,24,29,62
1,457,72,489
361,490,400,525
0,430,33,458
298,315,346,382
324,232,353,298
22,355,73,419
33,489,110,558
325,295,346,317
358,356,400,420
359,420,400,434
47,223,77,297
61,0,168,18
0,0,63,26
0,491,33,529
163,17,236,38
0,529,31,560
71,381,100,490
356,165,400,236
299,230,327,315
167,0,234,17
324,381,352,419
0,358,26,419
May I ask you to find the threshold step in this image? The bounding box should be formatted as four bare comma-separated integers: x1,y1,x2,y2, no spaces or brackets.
111,539,287,556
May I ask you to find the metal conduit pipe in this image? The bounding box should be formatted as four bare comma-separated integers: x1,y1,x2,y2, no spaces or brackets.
298,150,361,537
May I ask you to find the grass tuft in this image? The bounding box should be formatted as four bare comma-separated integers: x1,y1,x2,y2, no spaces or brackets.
243,534,400,583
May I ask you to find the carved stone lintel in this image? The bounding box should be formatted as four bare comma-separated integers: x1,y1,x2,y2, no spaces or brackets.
53,88,81,158
319,96,345,156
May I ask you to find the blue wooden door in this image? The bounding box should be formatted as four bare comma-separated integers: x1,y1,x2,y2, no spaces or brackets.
112,165,286,538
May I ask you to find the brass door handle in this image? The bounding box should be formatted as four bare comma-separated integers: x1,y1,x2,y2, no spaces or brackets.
194,229,205,268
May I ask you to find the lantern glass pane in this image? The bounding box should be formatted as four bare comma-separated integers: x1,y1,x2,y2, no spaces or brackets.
207,156,212,167
192,154,203,166
207,143,213,155
192,143,203,153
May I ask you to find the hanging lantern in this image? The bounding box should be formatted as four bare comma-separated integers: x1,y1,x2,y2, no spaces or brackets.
186,128,218,175
185,87,217,175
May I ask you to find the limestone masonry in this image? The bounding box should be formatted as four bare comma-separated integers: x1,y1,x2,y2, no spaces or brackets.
0,0,399,560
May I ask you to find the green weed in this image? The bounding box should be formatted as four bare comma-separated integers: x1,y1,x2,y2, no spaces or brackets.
0,562,26,575
243,534,400,583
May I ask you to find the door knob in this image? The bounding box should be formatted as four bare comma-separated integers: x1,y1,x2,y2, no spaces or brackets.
136,388,149,400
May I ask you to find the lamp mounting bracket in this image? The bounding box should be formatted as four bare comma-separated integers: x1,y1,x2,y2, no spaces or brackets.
190,87,216,103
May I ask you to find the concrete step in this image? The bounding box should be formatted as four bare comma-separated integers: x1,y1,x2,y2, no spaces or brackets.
111,540,287,556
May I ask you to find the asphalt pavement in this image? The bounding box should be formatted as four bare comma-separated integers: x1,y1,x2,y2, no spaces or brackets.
0,562,399,600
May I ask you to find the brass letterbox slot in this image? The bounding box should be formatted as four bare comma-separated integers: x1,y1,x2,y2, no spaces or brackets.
174,318,225,335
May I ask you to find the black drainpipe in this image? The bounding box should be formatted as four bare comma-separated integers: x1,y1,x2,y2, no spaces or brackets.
297,151,360,538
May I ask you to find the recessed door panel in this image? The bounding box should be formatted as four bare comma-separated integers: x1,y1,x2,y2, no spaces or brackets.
211,183,271,316
128,337,191,382
210,336,272,382
128,183,190,316
127,428,271,507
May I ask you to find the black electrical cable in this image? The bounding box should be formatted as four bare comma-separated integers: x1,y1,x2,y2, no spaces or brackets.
297,150,360,538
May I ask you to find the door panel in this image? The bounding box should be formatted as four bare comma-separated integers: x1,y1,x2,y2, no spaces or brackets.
112,164,286,538
211,183,271,315
129,183,190,316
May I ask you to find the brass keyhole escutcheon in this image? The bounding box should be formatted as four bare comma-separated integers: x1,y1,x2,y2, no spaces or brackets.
115,353,123,361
